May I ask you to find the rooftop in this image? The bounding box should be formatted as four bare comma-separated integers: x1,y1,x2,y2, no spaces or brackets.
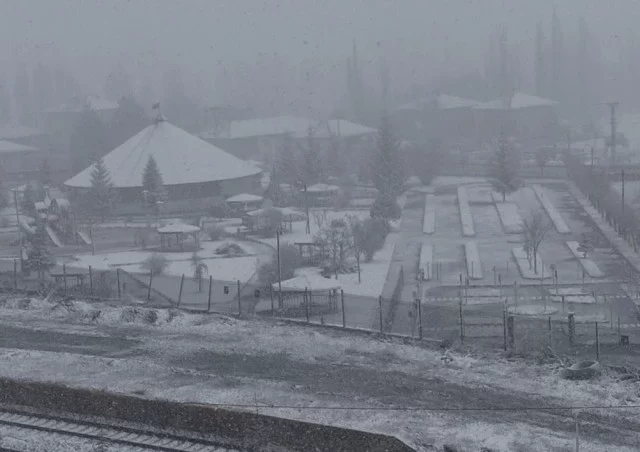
0,140,39,153
45,95,119,114
473,92,558,110
394,94,478,111
0,124,47,140
200,116,376,140
65,118,261,189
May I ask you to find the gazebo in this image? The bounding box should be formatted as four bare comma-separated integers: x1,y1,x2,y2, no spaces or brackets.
157,223,201,251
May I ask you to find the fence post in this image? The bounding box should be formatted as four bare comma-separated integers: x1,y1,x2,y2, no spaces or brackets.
507,315,515,349
341,290,346,328
305,288,310,323
147,270,153,302
459,294,464,343
62,264,67,294
595,321,600,361
13,259,17,290
503,308,507,351
207,275,213,312
548,315,552,332
568,313,575,346
116,268,121,300
237,280,241,317
89,265,93,296
417,298,423,340
378,296,384,332
269,284,274,316
177,274,185,307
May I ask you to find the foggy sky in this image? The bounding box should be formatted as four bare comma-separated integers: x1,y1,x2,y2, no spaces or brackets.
1,0,638,107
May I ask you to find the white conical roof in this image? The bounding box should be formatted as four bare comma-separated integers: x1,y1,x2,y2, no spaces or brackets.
64,119,261,188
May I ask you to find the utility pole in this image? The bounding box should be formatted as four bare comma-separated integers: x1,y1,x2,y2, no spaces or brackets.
607,101,619,165
622,168,626,219
276,228,282,308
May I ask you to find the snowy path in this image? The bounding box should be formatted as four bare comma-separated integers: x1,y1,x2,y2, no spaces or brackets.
457,186,475,237
512,247,551,280
464,241,483,280
0,303,638,451
494,202,523,234
422,194,436,234
532,184,571,234
565,241,605,278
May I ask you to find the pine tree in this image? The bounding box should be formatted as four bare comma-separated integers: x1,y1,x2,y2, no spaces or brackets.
274,134,298,183
0,75,11,124
488,134,521,202
14,63,33,125
142,155,165,213
535,21,546,97
108,96,148,148
24,221,55,280
372,115,404,196
20,184,37,218
85,158,115,221
301,127,323,184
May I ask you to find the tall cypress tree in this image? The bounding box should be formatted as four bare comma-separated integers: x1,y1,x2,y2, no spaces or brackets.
141,155,165,212
85,158,115,221
372,115,403,196
488,134,520,202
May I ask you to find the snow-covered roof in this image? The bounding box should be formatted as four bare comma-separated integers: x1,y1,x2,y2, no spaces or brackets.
64,118,262,189
306,183,340,193
0,140,38,153
272,274,341,292
225,193,263,203
45,95,119,114
157,223,201,234
0,124,47,140
394,94,478,111
200,116,375,140
473,92,557,110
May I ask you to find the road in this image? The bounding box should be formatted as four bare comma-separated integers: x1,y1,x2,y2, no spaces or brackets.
0,309,638,449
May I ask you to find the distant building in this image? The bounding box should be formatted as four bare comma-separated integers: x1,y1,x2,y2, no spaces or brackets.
0,139,49,183
199,115,376,164
472,92,559,145
64,116,262,214
392,94,479,143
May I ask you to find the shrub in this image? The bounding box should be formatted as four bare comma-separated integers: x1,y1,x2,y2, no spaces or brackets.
209,199,231,220
258,244,302,286
207,225,225,241
141,253,169,275
370,191,401,220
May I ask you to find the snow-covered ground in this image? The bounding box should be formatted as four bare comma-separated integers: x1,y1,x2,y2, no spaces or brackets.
566,241,605,278
457,186,475,237
532,184,571,234
494,202,523,234
0,296,638,451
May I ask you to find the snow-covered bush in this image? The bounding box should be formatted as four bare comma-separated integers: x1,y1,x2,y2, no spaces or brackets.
141,253,168,275
258,244,302,286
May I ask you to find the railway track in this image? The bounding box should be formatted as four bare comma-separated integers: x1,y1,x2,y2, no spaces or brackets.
0,408,242,451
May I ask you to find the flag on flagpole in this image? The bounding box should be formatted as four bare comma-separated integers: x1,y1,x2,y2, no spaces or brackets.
152,102,160,110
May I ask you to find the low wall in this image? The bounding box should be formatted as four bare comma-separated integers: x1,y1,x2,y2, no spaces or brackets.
0,378,415,452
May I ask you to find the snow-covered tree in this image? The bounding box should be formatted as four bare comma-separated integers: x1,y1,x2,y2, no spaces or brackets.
372,115,404,196
14,63,33,125
69,110,111,174
577,233,594,258
141,155,165,213
370,190,401,220
24,221,55,279
273,134,299,183
20,184,37,217
521,210,552,274
0,75,11,124
301,127,323,184
190,251,208,293
488,135,520,201
85,158,116,221
108,96,148,148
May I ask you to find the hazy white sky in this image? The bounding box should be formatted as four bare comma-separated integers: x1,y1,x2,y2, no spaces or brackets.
0,0,637,103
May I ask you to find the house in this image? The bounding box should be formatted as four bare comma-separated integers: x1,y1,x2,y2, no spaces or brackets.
64,115,262,215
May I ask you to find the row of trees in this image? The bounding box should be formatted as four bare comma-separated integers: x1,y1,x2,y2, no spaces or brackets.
78,155,166,221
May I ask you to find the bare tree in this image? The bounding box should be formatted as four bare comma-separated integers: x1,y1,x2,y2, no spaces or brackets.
521,210,553,274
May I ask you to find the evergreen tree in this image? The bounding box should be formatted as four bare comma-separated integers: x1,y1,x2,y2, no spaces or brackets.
301,127,323,184
108,96,148,148
274,134,298,183
372,115,404,196
488,135,521,202
32,62,54,112
85,158,115,221
69,110,111,174
14,63,33,125
36,159,52,200
535,21,546,97
24,221,55,280
20,184,37,218
0,75,11,124
141,155,165,213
